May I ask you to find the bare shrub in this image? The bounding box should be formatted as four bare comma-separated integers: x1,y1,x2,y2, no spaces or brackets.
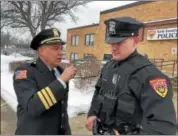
72,59,101,91
9,60,32,72
73,76,99,91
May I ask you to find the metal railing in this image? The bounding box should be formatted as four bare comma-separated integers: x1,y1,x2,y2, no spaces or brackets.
61,59,103,79
149,58,177,77
61,58,177,79
10,58,176,78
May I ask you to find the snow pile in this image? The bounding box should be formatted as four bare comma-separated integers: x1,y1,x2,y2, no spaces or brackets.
1,54,33,111
9,53,24,58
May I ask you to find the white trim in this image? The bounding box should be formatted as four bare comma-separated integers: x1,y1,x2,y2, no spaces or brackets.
58,78,67,89
40,37,60,44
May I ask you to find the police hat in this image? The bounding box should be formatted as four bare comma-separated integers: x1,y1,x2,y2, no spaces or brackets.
104,17,144,44
30,28,65,50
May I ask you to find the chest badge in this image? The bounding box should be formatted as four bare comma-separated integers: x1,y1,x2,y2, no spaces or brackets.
112,74,119,85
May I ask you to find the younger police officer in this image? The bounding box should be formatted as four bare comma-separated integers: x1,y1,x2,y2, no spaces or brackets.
86,17,176,135
13,28,77,135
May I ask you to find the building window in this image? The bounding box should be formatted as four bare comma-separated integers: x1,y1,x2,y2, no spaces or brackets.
71,36,79,46
103,54,112,60
70,53,78,60
62,52,66,60
83,53,93,59
85,34,94,46
84,53,93,57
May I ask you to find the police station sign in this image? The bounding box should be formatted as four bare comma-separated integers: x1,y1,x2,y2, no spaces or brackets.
147,28,177,40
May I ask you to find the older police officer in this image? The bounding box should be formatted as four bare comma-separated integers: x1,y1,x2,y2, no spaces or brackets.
13,28,77,135
86,17,176,135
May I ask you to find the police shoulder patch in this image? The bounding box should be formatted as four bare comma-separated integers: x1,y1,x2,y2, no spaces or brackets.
15,70,27,80
149,78,168,98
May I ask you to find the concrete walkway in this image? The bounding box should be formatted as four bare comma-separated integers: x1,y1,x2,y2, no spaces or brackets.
0,98,91,135
1,90,176,135
1,98,16,135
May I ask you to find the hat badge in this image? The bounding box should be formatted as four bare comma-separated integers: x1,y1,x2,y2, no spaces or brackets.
109,21,116,34
53,29,59,37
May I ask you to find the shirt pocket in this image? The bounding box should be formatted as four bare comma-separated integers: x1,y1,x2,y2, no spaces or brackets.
116,91,136,122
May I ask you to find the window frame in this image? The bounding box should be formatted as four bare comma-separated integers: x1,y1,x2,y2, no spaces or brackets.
103,54,112,61
85,34,94,46
71,36,79,46
70,52,78,61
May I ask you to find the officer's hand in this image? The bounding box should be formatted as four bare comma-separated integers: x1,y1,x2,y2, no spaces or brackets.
85,116,97,131
113,129,120,136
59,65,77,82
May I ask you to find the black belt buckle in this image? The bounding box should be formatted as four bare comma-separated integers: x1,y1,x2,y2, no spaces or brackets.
93,119,115,135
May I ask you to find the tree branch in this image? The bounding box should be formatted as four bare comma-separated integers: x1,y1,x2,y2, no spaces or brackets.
1,1,90,37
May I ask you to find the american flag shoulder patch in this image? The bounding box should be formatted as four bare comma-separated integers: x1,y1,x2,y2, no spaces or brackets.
15,70,27,80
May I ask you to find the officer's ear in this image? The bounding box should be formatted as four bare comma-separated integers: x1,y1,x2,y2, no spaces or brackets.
38,46,45,56
133,36,140,46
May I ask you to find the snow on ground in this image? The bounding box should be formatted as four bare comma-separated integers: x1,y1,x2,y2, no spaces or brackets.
1,54,33,111
68,80,95,117
1,53,95,117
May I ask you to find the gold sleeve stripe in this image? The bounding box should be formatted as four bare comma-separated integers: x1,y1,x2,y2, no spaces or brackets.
37,91,50,110
46,87,57,104
41,89,53,107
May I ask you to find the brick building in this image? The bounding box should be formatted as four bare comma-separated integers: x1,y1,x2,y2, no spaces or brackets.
66,1,177,61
